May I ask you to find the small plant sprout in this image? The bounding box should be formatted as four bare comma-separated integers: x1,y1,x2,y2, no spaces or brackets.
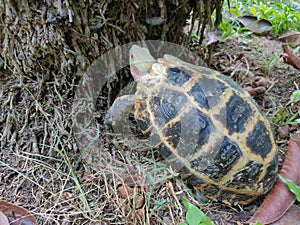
264,54,280,73
255,222,263,225
272,89,300,126
288,90,300,105
278,174,300,202
179,199,214,225
219,20,237,42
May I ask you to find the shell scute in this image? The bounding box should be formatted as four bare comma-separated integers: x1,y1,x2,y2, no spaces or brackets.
247,120,273,158
150,96,178,125
187,173,206,186
225,94,253,135
185,108,212,151
228,161,263,188
191,136,242,181
163,121,181,148
212,136,243,176
167,67,191,86
264,157,278,187
189,76,227,109
187,82,210,109
159,143,175,160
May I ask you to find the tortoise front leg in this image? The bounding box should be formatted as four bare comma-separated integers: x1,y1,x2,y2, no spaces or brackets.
105,95,135,134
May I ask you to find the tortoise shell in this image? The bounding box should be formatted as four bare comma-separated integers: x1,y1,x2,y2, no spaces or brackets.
130,46,278,205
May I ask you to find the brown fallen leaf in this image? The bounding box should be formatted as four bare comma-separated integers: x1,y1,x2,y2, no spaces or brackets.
122,175,141,186
136,208,145,221
278,30,300,47
135,195,145,209
117,175,145,209
277,125,290,140
0,211,9,225
252,76,271,87
282,44,300,70
244,86,266,96
270,205,300,225
206,32,221,46
118,183,134,199
0,200,38,225
237,16,272,34
246,134,300,224
290,123,299,132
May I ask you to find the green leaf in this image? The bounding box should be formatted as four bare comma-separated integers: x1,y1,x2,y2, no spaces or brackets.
153,199,167,210
179,222,188,225
286,113,300,125
255,222,263,225
146,173,155,183
294,118,300,124
181,199,214,225
182,198,195,210
278,174,300,202
186,206,204,225
200,215,215,225
250,6,257,16
191,33,200,41
288,90,300,104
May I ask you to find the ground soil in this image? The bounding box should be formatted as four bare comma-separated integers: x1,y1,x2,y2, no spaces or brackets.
0,32,299,225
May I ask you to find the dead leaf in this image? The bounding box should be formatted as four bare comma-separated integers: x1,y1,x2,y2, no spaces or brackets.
253,76,271,87
282,44,300,70
290,124,299,132
136,208,145,222
118,184,134,199
278,30,300,47
206,32,221,46
135,195,145,209
122,175,141,186
244,86,266,96
0,211,9,225
270,205,300,225
237,16,272,34
117,175,146,209
277,125,290,139
0,200,38,225
246,134,300,224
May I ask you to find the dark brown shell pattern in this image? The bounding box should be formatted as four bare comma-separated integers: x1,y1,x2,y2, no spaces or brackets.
134,56,278,205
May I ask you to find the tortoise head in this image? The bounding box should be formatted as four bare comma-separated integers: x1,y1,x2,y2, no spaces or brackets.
129,45,155,81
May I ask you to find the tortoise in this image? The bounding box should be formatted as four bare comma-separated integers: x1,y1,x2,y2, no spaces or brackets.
105,45,278,205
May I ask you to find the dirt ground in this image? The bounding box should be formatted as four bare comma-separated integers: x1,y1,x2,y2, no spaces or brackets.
0,32,299,225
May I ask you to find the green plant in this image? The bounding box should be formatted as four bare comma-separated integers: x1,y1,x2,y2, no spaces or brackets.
278,174,300,202
264,54,280,73
251,1,300,35
179,199,214,225
219,20,237,42
288,90,300,105
141,154,175,225
222,0,300,36
272,107,299,126
272,90,300,126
